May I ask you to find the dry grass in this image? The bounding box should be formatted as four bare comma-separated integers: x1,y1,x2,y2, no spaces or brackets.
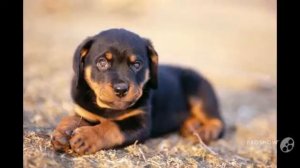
24,129,274,167
24,89,277,168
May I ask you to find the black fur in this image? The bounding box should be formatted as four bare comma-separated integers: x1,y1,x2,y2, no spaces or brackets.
71,28,224,140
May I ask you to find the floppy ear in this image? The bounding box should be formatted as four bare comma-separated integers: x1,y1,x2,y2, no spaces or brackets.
73,37,94,88
144,38,158,89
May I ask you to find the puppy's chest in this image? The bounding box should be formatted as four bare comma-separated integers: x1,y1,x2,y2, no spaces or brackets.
74,104,144,123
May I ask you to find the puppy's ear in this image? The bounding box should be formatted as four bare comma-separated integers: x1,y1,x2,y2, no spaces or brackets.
73,37,94,88
144,38,158,89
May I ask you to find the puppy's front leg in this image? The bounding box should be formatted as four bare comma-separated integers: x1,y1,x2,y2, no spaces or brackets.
69,114,150,155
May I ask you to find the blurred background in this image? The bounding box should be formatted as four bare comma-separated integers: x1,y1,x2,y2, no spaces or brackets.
24,0,276,91
24,0,277,167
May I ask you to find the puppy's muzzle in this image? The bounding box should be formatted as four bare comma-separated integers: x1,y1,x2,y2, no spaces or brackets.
113,82,129,98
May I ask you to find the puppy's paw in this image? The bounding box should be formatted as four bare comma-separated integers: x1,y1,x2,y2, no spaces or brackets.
51,128,72,152
196,119,223,144
51,115,90,152
70,126,102,155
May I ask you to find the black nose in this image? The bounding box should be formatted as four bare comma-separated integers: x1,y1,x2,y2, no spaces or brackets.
113,82,129,97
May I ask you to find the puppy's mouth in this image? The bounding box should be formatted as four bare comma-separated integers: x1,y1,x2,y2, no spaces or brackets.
96,98,137,110
94,87,143,110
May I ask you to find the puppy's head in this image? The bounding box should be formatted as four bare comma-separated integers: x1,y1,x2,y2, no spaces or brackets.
73,29,158,110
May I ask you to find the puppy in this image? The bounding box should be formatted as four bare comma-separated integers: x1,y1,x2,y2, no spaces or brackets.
51,28,225,155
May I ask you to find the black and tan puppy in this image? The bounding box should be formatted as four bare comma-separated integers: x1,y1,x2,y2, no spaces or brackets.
51,28,225,155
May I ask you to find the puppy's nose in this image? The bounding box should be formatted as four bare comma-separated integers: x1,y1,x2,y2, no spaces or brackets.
113,82,129,97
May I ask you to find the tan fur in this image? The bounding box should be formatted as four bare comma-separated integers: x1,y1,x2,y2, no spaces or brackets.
189,97,222,127
182,97,223,143
84,66,114,108
151,55,158,64
84,66,101,93
96,99,114,109
95,120,125,147
75,104,144,123
105,52,113,60
84,66,143,109
80,48,88,57
74,104,107,123
129,55,137,63
70,120,125,154
51,115,90,152
114,109,144,121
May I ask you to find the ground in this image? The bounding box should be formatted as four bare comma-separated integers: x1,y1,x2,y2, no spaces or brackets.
24,0,276,167
24,88,276,168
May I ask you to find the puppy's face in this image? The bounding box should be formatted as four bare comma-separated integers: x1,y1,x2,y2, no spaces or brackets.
84,49,149,110
73,29,158,110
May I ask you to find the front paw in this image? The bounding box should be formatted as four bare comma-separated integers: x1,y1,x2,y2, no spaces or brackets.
51,128,72,152
70,126,102,155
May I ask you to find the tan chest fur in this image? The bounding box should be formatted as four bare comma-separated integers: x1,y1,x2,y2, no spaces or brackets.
74,104,144,123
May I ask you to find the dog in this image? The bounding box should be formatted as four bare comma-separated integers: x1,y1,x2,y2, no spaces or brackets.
51,28,225,155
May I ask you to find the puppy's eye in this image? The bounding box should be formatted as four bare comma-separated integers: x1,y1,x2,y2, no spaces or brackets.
131,61,142,70
97,58,110,70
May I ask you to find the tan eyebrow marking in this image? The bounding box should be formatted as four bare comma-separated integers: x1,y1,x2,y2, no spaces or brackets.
129,55,137,63
105,52,113,60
